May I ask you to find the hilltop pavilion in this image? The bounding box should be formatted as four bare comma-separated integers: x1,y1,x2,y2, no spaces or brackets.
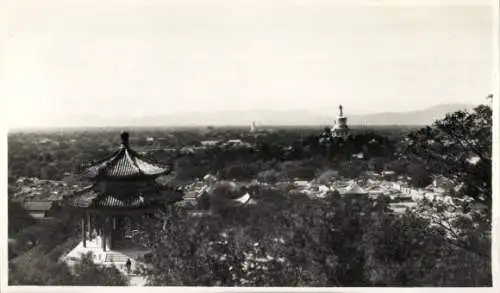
63,132,174,272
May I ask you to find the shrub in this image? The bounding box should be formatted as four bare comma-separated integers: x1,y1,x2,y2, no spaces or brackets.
316,169,340,185
257,169,285,184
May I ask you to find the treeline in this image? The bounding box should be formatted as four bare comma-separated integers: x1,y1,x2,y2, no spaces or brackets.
135,191,491,286
7,126,410,183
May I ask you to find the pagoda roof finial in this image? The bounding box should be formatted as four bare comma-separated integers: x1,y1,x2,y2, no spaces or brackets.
121,131,130,147
339,105,343,117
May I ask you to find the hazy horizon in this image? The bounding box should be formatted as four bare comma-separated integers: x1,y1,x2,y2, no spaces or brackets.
2,0,495,128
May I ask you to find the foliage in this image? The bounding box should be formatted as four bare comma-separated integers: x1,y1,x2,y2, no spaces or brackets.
8,200,36,237
8,126,404,182
219,162,259,181
257,169,285,184
9,251,128,286
71,253,130,286
407,163,433,188
406,105,492,207
137,190,491,286
361,210,490,286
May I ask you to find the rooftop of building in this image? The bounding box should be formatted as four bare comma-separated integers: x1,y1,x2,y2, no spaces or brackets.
83,132,172,181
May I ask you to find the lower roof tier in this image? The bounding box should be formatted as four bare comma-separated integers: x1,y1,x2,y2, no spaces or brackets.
71,189,159,210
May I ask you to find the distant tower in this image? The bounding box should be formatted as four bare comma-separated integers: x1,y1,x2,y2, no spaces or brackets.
250,121,256,133
486,94,493,106
332,105,349,138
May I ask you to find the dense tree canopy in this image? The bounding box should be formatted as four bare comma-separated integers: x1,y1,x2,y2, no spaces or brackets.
8,200,36,237
406,105,492,207
9,252,128,286
137,191,491,286
7,104,492,286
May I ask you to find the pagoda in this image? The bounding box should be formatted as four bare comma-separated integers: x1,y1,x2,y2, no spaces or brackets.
331,105,349,138
67,132,173,258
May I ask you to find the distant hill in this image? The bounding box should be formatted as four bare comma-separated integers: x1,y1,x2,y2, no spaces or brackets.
124,103,476,127
12,103,477,130
347,103,476,126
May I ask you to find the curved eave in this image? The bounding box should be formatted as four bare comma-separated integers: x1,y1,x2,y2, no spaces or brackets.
89,194,148,209
73,194,163,210
81,148,122,172
83,145,172,180
70,186,164,208
86,170,172,182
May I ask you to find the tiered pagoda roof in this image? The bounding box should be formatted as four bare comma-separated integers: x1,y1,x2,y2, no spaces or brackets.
83,132,172,181
71,132,174,210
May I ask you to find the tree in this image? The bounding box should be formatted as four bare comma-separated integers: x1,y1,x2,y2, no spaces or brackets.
406,104,492,208
360,211,490,286
403,103,492,283
407,163,432,188
71,253,129,286
9,252,128,286
138,188,492,286
8,200,35,237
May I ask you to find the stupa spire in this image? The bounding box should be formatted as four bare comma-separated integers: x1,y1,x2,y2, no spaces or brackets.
332,104,349,139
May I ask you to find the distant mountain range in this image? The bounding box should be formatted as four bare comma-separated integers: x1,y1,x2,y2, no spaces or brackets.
27,103,477,129
347,103,476,126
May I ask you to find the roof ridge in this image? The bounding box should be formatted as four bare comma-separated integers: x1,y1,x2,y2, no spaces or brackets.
101,146,127,173
124,147,143,175
81,147,120,175
128,147,168,169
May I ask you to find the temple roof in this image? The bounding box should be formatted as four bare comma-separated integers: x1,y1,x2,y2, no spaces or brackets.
232,192,256,205
343,182,368,195
83,132,172,180
71,188,150,210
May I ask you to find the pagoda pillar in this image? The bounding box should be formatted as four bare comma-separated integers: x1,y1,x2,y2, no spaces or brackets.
102,216,107,251
97,215,102,236
87,213,91,238
82,215,87,248
109,216,116,250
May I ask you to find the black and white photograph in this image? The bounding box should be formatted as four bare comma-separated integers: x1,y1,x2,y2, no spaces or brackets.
2,0,498,290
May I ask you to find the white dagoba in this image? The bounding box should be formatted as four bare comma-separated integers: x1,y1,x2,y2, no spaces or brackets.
331,105,349,138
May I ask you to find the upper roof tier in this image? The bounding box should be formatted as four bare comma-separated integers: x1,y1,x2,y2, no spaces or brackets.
83,132,172,180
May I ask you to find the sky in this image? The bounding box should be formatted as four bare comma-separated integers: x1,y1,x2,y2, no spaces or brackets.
1,0,496,128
